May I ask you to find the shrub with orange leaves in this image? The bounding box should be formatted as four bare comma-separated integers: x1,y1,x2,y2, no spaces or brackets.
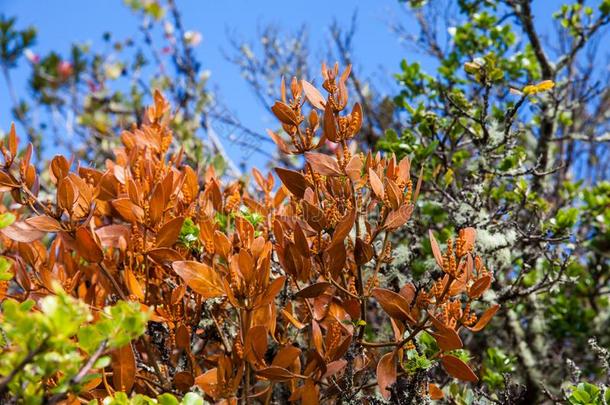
0,64,498,404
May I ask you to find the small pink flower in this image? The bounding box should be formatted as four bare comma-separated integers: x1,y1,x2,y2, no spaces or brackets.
58,61,73,78
184,30,202,47
24,49,40,64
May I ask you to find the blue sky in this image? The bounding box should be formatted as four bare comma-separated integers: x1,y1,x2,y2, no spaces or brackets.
0,0,559,169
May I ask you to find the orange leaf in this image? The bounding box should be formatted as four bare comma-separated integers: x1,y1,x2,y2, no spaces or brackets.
272,345,302,369
345,154,363,181
301,80,326,109
384,203,414,230
429,230,444,269
271,101,298,126
25,215,62,232
305,152,342,176
245,325,268,366
0,221,44,243
368,168,384,200
429,383,444,400
111,344,136,392
172,261,225,298
469,274,492,299
281,308,306,330
156,216,185,247
274,168,308,198
431,327,463,351
194,368,218,399
323,103,338,142
75,227,103,263
467,304,500,332
256,276,286,307
124,268,144,301
441,354,478,382
460,227,476,254
295,282,331,298
8,122,18,157
111,198,144,223
372,288,416,324
147,248,183,266
377,352,397,399
302,201,326,232
256,366,295,382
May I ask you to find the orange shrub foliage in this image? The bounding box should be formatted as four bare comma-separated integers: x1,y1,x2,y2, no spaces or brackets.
0,63,498,403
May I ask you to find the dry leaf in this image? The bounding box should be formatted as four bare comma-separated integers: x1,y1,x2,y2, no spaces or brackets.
172,261,225,298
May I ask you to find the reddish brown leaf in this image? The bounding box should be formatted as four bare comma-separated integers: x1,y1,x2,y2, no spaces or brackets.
323,102,338,142
345,154,363,181
174,371,194,393
377,352,397,399
194,368,218,398
329,209,355,248
469,274,492,299
156,216,185,247
354,237,374,265
172,261,225,298
384,203,414,230
268,130,291,155
75,227,103,263
147,248,182,266
302,201,326,232
429,383,444,400
368,168,384,200
24,215,62,232
272,345,301,369
256,276,286,307
175,324,191,351
124,268,144,301
429,230,444,269
256,366,295,382
441,354,478,382
301,80,326,109
271,101,298,126
0,172,17,192
431,327,463,351
295,282,332,298
305,152,342,176
293,225,310,256
281,308,306,330
399,283,416,305
372,288,416,323
111,344,136,393
274,168,308,198
467,304,500,332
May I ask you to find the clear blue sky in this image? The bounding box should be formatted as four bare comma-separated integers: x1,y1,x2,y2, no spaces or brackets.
0,0,558,169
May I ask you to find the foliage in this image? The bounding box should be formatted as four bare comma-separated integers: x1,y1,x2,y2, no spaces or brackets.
0,62,501,403
374,0,610,402
1,0,610,404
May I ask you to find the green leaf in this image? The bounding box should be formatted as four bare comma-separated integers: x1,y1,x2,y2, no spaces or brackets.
0,212,16,229
180,393,204,405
